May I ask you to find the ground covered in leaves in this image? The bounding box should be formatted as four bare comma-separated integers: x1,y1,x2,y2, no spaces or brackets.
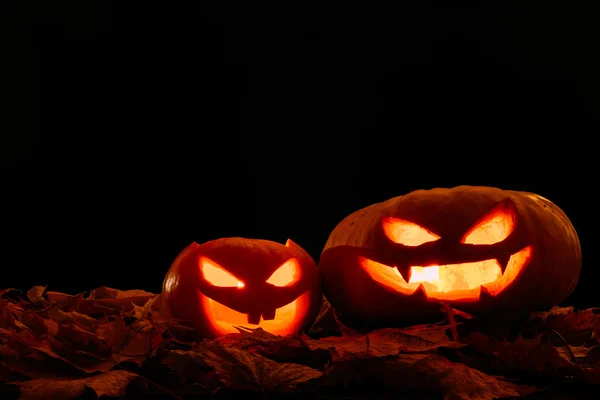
0,287,599,399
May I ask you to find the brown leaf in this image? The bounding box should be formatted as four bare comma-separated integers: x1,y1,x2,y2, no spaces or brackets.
90,297,158,314
0,344,85,379
582,345,600,366
54,322,112,358
46,335,116,373
12,370,144,400
320,351,536,399
45,308,100,331
44,290,157,317
192,340,323,391
304,324,465,361
161,350,220,388
162,322,204,344
464,331,579,380
214,327,330,368
529,306,600,345
5,285,600,397
307,297,342,338
213,326,281,348
554,343,596,363
87,287,156,300
4,321,116,374
111,330,153,365
579,365,600,384
26,286,48,308
408,354,537,399
103,318,130,350
332,310,360,337
0,360,28,382
0,288,23,300
44,292,116,317
44,292,75,307
15,310,48,334
131,295,164,321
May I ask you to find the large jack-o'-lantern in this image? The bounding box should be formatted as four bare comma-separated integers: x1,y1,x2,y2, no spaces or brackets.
162,237,322,338
319,186,581,327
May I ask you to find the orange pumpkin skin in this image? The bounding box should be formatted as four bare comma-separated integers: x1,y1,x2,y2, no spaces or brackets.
162,237,322,338
319,186,581,328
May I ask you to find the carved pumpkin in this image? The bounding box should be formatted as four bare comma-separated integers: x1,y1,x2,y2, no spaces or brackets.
162,237,322,338
319,186,581,327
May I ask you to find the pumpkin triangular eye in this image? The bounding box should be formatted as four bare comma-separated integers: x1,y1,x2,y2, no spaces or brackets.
200,257,245,288
461,198,517,245
266,258,300,287
382,217,440,246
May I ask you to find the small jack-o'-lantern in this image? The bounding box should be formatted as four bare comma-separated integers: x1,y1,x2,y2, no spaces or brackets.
319,186,581,327
162,237,322,338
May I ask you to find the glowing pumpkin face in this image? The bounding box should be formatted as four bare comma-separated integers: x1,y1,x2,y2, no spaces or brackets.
162,238,322,338
319,186,581,328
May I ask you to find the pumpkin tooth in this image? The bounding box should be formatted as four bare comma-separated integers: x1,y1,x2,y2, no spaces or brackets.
247,312,261,325
410,283,428,300
479,285,494,303
262,308,276,321
495,254,510,273
395,265,412,283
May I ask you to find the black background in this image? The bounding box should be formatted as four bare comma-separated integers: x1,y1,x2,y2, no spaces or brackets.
2,3,598,308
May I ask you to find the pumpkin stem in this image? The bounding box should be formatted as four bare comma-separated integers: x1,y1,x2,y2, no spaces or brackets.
442,302,459,341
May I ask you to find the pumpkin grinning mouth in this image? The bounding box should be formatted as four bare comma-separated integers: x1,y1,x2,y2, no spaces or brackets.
358,245,533,301
201,290,310,335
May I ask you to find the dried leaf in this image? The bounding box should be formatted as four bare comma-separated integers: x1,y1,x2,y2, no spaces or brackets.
26,286,48,307
161,350,219,388
44,292,73,307
463,332,578,379
581,346,600,365
332,310,360,337
44,292,116,317
44,289,157,317
2,285,599,398
192,340,323,391
87,287,156,300
132,294,164,321
45,308,100,330
408,354,537,399
12,370,143,400
213,327,281,348
305,324,465,361
214,327,330,368
554,343,596,363
529,306,600,345
0,360,27,382
0,344,84,379
307,297,342,338
320,351,536,399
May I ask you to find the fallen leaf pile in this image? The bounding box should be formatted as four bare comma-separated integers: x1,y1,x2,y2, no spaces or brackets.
1,286,599,399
